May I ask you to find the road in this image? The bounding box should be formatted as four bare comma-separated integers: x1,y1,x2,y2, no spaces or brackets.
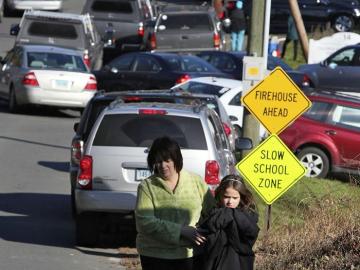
0,103,131,270
0,1,131,269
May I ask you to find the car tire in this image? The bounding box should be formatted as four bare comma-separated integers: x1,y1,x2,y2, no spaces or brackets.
75,213,99,247
332,14,354,32
8,87,19,113
297,147,330,179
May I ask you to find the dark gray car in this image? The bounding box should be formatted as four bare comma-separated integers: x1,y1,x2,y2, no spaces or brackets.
82,0,155,52
10,10,104,70
298,44,360,92
149,3,225,52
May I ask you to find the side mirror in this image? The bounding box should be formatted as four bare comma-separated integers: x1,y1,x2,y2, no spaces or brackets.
10,24,20,36
235,137,253,151
73,122,79,132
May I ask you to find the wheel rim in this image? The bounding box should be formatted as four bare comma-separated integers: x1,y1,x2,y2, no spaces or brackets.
300,153,324,177
334,16,352,32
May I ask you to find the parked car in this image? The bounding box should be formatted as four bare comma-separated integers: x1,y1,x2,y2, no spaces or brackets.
10,10,104,70
171,76,267,139
0,44,98,113
70,90,239,215
3,0,62,16
270,0,360,33
149,3,225,52
279,90,360,178
94,51,233,92
219,0,360,33
73,100,252,246
197,50,313,89
0,0,4,22
297,44,360,92
81,0,155,52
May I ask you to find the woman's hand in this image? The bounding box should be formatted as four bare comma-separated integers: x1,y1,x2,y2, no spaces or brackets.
180,225,206,246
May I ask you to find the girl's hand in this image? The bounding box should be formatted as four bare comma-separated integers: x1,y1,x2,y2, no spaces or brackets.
180,225,206,246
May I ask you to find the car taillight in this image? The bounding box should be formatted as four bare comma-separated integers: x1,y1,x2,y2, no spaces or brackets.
213,33,221,48
22,72,39,86
138,22,144,37
176,74,191,84
227,1,236,9
139,109,167,115
84,76,97,91
83,50,90,68
71,140,83,164
77,155,92,190
205,160,220,192
223,123,232,137
150,33,157,49
302,74,311,87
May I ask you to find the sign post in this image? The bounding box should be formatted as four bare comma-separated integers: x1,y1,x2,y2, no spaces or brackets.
236,66,312,230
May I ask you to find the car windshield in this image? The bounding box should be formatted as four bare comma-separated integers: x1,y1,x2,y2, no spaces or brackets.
173,81,226,97
162,55,219,72
93,114,207,149
27,52,87,71
158,13,213,31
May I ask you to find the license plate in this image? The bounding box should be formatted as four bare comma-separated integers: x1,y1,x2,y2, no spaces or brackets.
54,79,70,89
135,169,151,181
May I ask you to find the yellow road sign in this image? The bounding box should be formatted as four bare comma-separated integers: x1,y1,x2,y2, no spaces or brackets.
241,67,312,134
236,134,306,205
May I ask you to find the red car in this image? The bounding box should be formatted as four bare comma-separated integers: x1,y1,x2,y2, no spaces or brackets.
279,90,360,178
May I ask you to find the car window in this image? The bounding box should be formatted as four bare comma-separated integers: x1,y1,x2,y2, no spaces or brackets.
331,104,360,130
303,101,332,121
328,48,356,67
27,52,87,71
135,56,161,72
229,92,242,106
93,114,207,149
158,13,213,31
91,0,133,13
110,55,135,71
28,21,78,39
182,56,218,72
207,113,228,151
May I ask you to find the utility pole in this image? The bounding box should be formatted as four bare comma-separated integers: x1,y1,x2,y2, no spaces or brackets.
242,0,266,152
288,0,309,61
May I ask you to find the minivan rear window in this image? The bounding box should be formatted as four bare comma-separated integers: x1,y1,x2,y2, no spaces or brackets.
91,0,133,13
93,114,207,149
28,22,78,39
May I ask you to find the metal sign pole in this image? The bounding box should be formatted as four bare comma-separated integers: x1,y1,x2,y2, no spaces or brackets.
265,204,272,232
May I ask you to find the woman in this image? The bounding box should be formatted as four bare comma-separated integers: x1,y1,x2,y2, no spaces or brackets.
135,136,215,270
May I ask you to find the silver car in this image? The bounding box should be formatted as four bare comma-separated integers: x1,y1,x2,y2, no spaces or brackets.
0,44,97,112
74,101,252,246
4,0,62,14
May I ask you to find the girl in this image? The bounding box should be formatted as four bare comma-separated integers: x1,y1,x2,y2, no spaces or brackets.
196,175,259,270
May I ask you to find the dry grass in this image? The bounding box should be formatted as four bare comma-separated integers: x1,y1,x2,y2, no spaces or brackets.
255,194,360,270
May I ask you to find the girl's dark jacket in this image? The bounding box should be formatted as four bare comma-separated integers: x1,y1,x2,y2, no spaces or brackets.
196,207,259,270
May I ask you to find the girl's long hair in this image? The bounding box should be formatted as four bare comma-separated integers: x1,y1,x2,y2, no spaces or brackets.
214,174,256,211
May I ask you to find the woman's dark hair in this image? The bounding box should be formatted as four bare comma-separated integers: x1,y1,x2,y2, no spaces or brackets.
147,136,183,174
214,174,256,211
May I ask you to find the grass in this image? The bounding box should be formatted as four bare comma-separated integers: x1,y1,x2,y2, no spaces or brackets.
251,175,360,270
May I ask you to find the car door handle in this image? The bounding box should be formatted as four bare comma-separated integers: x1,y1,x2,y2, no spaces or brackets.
181,36,189,40
325,130,336,135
